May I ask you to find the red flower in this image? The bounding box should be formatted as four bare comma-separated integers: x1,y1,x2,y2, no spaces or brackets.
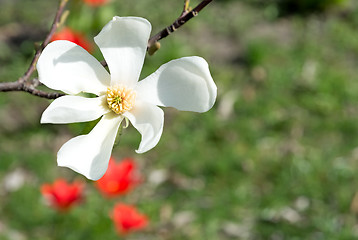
112,203,148,235
51,27,93,53
83,0,110,7
41,179,84,212
96,158,141,197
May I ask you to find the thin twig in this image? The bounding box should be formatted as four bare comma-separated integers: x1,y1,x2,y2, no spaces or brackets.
0,0,68,98
147,0,213,51
21,0,69,84
181,0,191,17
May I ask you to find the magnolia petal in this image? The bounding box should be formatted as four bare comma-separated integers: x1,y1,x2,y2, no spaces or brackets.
136,56,217,113
41,95,110,124
37,40,110,95
57,113,123,180
94,16,151,87
123,100,164,154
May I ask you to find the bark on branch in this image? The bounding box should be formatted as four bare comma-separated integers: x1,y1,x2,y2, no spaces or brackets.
147,0,213,51
0,0,68,99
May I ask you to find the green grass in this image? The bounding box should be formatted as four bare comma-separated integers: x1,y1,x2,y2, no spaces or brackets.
1,0,358,239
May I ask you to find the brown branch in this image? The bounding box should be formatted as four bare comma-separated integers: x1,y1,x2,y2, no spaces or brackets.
0,0,68,99
147,0,213,51
22,0,69,84
0,79,64,99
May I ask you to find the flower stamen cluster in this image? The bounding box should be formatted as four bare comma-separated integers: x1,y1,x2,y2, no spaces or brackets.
107,85,136,114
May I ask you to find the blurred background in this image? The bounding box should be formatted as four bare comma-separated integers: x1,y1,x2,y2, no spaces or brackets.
1,0,358,239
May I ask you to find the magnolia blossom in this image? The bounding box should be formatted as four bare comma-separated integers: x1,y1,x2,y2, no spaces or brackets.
37,16,217,180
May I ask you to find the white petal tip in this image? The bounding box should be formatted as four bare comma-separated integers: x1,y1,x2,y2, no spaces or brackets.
55,115,122,182
135,149,144,154
40,114,50,124
136,56,217,113
57,162,104,181
86,174,104,181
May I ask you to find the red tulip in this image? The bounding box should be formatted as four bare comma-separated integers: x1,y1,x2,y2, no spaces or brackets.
83,0,110,7
112,203,148,235
96,157,141,197
51,27,93,53
41,179,84,212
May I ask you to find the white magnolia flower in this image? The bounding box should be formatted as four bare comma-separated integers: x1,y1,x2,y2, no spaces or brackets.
37,16,217,180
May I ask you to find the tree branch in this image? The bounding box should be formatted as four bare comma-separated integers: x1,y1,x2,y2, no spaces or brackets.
147,0,213,51
22,0,69,84
0,0,68,98
0,78,64,99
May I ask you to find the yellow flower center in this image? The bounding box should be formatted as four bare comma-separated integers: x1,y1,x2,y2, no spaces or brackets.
106,85,136,114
